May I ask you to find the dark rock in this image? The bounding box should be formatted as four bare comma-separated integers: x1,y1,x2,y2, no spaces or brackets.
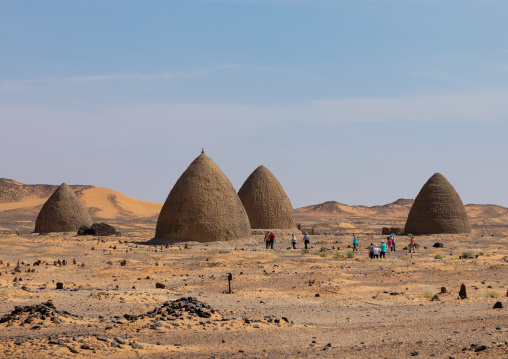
155,283,166,289
315,293,320,297
56,282,64,290
474,345,487,352
433,243,444,248
432,294,440,301
78,223,119,236
459,283,467,299
410,351,419,356
493,302,503,309
441,287,447,293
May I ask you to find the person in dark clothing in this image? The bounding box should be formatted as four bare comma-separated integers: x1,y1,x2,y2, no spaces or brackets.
269,232,275,249
303,232,310,249
264,231,270,249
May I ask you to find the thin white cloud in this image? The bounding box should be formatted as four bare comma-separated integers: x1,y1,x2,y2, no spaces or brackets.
0,64,243,92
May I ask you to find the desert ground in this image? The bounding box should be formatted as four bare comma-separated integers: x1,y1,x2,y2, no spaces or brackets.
0,179,507,358
0,231,507,359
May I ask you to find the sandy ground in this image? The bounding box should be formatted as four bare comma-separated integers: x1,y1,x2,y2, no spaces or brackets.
0,232,507,358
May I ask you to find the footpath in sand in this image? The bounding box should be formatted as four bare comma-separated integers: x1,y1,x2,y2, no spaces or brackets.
0,232,507,358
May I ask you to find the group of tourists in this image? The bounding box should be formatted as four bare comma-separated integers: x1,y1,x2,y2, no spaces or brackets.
366,233,397,259
264,231,417,256
264,232,310,250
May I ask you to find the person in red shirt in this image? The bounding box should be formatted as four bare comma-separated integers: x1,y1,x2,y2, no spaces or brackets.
269,232,275,249
410,236,416,253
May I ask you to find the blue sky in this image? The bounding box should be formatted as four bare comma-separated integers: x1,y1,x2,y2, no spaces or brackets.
1,0,508,207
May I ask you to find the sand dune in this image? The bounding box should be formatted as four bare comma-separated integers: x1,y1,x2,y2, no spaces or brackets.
81,187,162,219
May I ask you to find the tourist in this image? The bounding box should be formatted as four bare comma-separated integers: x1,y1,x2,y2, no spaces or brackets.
391,233,397,251
264,231,270,249
409,235,416,253
352,234,358,252
291,234,297,249
387,236,393,253
372,245,380,259
380,240,387,258
304,232,310,249
269,232,275,249
368,243,374,259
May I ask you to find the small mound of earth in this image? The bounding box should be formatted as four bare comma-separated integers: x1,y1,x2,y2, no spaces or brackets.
78,222,119,236
0,301,85,329
121,296,294,331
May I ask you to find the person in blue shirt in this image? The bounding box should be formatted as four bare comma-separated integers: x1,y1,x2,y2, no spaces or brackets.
380,240,387,258
352,234,358,252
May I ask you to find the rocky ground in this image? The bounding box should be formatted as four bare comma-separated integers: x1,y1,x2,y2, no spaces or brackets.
0,231,507,358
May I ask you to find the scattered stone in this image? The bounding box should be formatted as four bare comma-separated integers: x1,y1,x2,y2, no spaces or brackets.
475,345,487,352
493,302,503,309
315,293,320,297
115,337,126,344
56,282,64,290
78,223,119,236
433,243,444,248
410,351,419,356
441,287,447,293
432,294,440,301
155,283,166,289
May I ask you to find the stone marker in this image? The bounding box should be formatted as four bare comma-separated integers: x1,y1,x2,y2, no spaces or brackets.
458,283,467,299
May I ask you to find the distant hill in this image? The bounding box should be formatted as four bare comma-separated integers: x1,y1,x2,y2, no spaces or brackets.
294,198,508,236
0,178,92,203
1,178,507,235
0,178,162,232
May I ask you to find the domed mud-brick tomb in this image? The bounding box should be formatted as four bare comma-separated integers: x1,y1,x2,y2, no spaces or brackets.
238,165,297,230
154,150,251,243
34,183,93,233
404,173,471,234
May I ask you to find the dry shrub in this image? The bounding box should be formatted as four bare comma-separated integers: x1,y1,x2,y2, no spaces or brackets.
422,288,436,299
